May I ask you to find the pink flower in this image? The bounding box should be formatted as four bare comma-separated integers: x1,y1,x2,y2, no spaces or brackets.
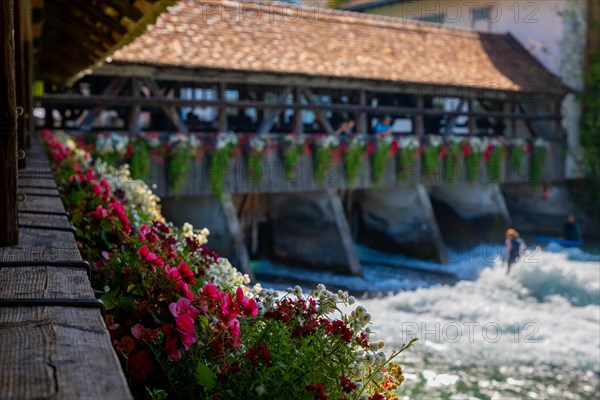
89,205,108,219
227,319,241,346
202,282,221,300
166,335,182,361
131,324,158,341
91,183,103,198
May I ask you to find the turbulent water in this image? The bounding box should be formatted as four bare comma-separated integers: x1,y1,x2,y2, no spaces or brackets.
254,243,600,399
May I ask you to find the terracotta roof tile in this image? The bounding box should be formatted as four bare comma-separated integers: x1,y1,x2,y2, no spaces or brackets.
110,0,566,94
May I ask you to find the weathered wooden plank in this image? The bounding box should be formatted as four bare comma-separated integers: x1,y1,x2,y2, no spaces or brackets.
0,267,93,299
18,212,70,229
0,243,81,262
18,195,65,212
0,307,132,400
18,228,75,246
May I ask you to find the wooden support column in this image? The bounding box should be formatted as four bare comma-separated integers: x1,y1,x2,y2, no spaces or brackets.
511,101,517,137
218,82,227,132
128,78,141,134
1,0,18,246
293,87,303,135
14,0,26,169
142,77,188,133
358,90,368,134
299,87,334,134
80,77,128,131
22,0,33,151
554,100,563,143
468,98,475,134
414,94,424,136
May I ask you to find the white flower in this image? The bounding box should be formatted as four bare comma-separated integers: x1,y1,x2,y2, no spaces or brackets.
398,136,420,150
534,137,550,149
428,135,443,147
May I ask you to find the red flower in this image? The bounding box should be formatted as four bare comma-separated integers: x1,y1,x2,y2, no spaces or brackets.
368,394,386,400
128,350,155,382
305,383,328,400
236,287,258,317
340,376,356,393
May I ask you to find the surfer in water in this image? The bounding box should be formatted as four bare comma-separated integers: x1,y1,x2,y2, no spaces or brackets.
504,228,526,275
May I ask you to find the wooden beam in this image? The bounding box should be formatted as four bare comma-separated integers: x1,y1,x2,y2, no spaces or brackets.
218,82,227,132
80,77,128,131
414,94,424,136
300,87,334,134
60,0,128,35
257,86,293,134
94,64,564,102
517,102,539,138
36,94,563,121
97,0,143,20
45,3,119,47
293,88,303,135
1,0,19,246
142,77,188,133
128,78,140,134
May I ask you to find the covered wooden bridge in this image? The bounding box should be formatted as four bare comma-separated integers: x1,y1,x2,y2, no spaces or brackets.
33,0,571,276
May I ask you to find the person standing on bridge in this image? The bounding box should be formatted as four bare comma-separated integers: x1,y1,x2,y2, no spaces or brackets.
504,228,526,275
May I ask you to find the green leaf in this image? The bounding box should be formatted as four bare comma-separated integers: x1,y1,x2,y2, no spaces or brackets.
195,362,217,393
99,292,118,311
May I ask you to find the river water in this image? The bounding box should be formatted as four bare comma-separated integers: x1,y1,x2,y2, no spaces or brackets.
254,243,600,399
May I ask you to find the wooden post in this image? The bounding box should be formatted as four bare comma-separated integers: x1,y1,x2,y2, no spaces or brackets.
554,100,563,142
218,82,227,132
128,77,140,134
357,90,367,134
415,94,424,136
0,0,19,246
22,0,33,151
14,0,27,169
293,87,303,135
468,98,475,134
511,101,517,137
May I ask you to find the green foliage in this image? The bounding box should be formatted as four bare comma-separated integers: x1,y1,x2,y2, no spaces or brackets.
486,145,506,183
167,145,194,195
130,139,153,181
314,146,335,184
343,140,366,185
422,146,440,178
443,140,463,183
209,147,232,198
371,139,394,183
529,144,548,184
396,147,419,182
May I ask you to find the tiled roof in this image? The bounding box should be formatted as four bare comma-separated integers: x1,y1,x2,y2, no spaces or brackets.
110,0,566,95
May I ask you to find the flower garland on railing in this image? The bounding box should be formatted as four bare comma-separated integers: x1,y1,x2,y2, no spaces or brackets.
422,135,443,178
129,133,162,181
167,133,203,195
40,129,415,400
209,132,239,197
443,136,465,183
463,137,486,183
242,135,272,185
343,135,368,185
530,137,551,184
281,133,310,181
371,136,398,183
396,136,421,182
509,138,530,172
484,137,508,182
94,132,129,166
314,134,343,184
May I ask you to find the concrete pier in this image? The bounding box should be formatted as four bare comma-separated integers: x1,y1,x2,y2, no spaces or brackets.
429,183,511,248
267,190,362,275
501,183,587,236
161,194,253,279
353,184,447,263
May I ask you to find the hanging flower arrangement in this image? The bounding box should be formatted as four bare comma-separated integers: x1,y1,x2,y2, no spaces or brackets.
343,135,368,185
128,133,162,181
371,135,398,183
242,135,272,186
422,135,443,179
313,134,343,184
484,137,508,182
443,136,465,183
281,133,310,181
509,138,530,172
94,132,129,166
463,136,486,183
167,133,203,195
530,137,550,184
396,136,421,182
209,132,239,197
